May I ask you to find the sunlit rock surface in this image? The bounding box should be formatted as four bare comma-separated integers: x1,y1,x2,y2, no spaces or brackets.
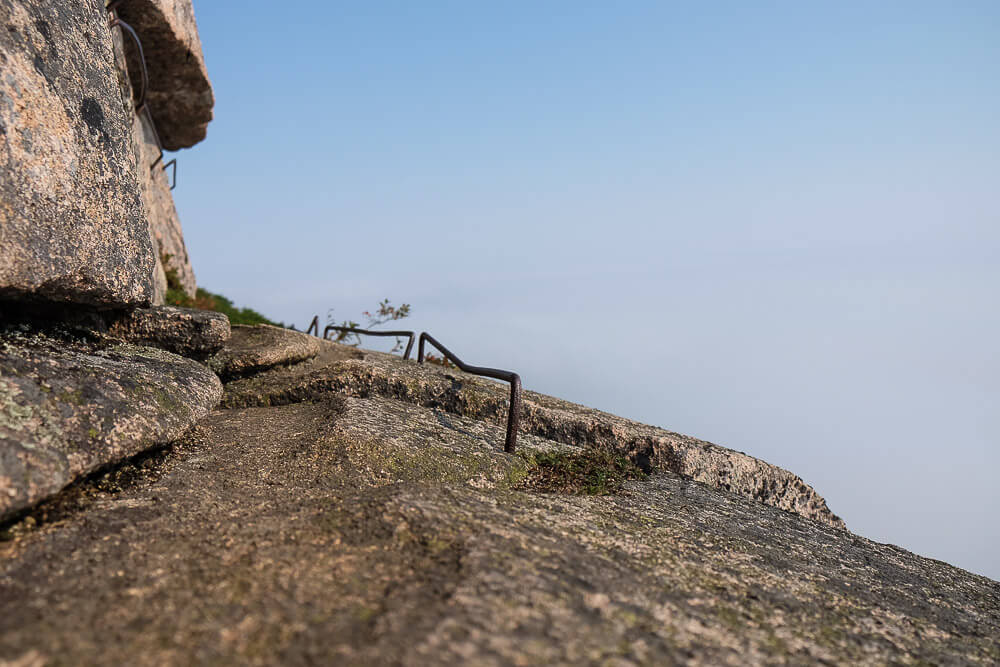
0,328,222,521
115,0,214,150
0,0,153,307
223,337,844,528
0,387,996,664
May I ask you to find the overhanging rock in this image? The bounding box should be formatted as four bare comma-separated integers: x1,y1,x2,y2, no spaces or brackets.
115,0,214,150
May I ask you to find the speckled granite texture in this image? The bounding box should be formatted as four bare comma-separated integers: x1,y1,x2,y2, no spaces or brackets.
107,305,229,357
0,328,221,520
206,324,323,380
115,0,213,150
224,338,843,528
0,0,153,307
0,395,996,665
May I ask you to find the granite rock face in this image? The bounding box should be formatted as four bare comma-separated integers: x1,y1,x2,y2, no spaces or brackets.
106,305,229,357
0,394,995,665
0,329,222,521
115,0,214,150
223,340,844,528
207,324,322,380
129,91,196,301
0,0,154,307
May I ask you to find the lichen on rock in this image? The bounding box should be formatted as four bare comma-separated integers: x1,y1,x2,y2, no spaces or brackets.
221,337,844,528
0,328,222,521
0,0,154,308
106,305,230,357
0,392,995,665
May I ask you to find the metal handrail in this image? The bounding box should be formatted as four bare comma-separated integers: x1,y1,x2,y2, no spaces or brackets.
107,4,176,180
109,16,147,110
324,326,416,360
417,332,522,453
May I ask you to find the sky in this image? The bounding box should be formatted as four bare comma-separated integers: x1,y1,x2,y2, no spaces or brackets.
172,1,999,580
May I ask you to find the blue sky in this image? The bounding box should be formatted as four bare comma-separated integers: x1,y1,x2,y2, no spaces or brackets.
173,1,999,579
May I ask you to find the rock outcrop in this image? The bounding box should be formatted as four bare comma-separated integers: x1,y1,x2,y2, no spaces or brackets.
0,327,222,522
129,100,195,301
106,305,229,357
115,0,214,150
207,324,324,380
0,0,153,307
110,0,212,301
1,0,213,308
2,0,997,661
222,337,844,528
0,381,996,664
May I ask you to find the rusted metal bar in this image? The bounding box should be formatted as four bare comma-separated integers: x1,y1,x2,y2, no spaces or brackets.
416,332,522,454
108,15,147,110
324,326,416,361
305,315,319,337
107,5,176,180
163,158,177,190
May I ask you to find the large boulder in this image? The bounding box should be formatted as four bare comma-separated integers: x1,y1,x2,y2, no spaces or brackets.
207,324,323,380
115,0,214,150
0,328,222,521
106,305,230,357
0,0,154,308
109,0,208,302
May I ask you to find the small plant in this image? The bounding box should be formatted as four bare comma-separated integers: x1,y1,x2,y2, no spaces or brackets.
327,299,412,355
424,352,455,369
516,449,648,495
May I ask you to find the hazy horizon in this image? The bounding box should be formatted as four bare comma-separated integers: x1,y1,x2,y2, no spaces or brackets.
172,1,998,580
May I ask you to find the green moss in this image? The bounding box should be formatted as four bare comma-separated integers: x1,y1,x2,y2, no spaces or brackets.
516,448,648,495
60,388,84,406
716,605,744,632
502,454,534,488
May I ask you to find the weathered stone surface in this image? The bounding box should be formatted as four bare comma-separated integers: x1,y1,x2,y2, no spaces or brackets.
207,324,323,380
0,329,222,521
0,395,995,665
224,344,844,528
107,305,229,357
115,0,214,150
107,6,198,303
130,92,196,301
0,0,154,307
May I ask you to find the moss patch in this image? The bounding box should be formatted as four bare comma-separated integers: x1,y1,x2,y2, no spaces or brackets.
517,449,647,496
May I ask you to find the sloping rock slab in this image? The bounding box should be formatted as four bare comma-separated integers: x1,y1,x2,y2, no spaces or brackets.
0,396,995,665
115,0,213,150
107,305,229,357
0,0,154,307
206,324,322,380
127,80,196,302
0,331,221,521
224,347,844,528
219,338,362,405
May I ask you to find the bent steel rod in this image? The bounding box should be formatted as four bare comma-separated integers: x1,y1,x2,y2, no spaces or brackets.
108,6,174,176
417,332,522,454
323,326,416,360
